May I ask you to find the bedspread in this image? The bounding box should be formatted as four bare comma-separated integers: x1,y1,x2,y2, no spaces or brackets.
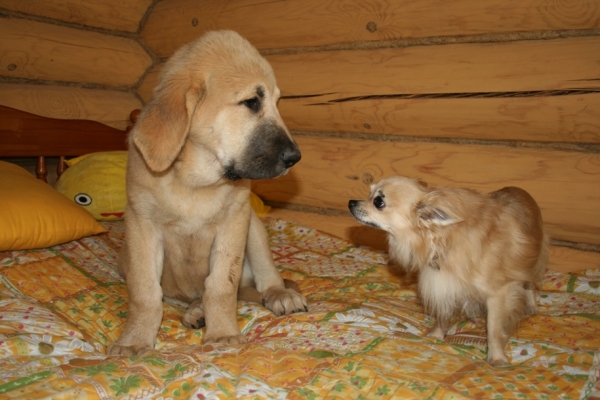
0,219,598,399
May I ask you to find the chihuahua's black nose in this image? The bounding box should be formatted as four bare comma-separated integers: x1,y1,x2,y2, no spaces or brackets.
348,200,359,209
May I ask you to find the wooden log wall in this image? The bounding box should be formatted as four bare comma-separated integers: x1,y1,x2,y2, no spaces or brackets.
0,0,153,129
1,0,599,255
138,0,600,249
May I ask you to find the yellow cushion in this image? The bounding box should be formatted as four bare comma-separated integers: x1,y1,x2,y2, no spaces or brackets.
250,191,271,218
0,161,106,251
55,151,128,221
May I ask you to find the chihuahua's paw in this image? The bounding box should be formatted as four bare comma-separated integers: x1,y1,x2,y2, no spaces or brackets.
426,328,446,341
263,286,308,316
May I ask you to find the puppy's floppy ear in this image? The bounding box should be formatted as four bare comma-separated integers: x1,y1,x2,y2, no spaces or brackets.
131,79,204,172
416,194,463,227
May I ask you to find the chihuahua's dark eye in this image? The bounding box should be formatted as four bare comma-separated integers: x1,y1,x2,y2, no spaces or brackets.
373,196,385,210
241,97,260,112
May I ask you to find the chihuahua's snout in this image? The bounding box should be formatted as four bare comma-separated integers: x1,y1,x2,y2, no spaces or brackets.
348,200,359,210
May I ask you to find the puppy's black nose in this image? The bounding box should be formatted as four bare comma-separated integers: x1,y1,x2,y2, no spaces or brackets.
280,145,301,168
348,200,358,209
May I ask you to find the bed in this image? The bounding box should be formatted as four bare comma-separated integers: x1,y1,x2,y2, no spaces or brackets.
0,105,598,399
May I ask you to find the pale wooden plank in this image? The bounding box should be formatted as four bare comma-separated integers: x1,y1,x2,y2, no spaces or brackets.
280,93,600,144
548,246,600,273
136,37,600,110
0,18,152,87
267,37,600,97
252,136,600,245
0,83,142,130
0,0,153,33
141,0,600,58
266,208,599,273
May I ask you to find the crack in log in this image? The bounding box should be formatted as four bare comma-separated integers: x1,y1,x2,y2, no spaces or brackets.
290,130,600,154
323,89,600,103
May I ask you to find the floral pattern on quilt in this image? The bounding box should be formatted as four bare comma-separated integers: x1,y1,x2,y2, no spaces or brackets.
0,218,597,399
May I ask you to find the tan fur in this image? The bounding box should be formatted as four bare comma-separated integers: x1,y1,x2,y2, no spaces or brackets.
349,176,549,366
107,31,307,357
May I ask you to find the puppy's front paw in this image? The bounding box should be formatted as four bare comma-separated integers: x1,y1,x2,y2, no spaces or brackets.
488,355,510,367
204,333,247,345
106,342,153,357
263,286,308,316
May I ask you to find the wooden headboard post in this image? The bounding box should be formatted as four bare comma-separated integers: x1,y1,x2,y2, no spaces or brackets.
0,106,140,182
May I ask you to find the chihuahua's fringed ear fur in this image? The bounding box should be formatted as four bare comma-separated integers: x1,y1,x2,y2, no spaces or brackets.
416,194,463,227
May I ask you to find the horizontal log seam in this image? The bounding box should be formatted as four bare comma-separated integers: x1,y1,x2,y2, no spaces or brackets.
259,29,600,56
290,130,600,154
265,201,600,253
0,9,137,38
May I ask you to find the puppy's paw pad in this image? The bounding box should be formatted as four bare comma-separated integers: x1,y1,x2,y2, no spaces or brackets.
182,305,205,329
182,314,206,329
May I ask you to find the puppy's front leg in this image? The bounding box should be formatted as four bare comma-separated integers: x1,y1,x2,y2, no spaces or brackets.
202,204,250,345
246,211,308,315
107,213,164,356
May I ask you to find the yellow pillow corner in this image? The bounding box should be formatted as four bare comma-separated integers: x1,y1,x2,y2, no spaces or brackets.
250,192,271,218
0,161,106,252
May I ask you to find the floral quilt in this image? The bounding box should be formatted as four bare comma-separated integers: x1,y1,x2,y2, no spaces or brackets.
0,218,598,399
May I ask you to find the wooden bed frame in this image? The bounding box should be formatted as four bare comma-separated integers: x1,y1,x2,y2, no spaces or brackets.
0,105,139,182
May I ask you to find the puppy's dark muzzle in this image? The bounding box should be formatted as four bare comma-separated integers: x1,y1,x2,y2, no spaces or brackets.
224,121,302,181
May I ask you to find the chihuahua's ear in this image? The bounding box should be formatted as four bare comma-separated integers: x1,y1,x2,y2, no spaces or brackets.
415,178,428,191
416,195,463,227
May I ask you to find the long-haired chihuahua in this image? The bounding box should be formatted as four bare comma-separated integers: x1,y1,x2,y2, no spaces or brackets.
349,175,549,366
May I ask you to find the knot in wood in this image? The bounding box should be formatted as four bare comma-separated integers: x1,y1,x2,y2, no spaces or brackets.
362,173,374,184
363,123,371,129
191,18,198,27
366,22,378,33
7,64,17,71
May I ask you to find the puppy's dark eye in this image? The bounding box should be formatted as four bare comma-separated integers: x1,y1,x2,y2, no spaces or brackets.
373,196,385,210
241,97,260,112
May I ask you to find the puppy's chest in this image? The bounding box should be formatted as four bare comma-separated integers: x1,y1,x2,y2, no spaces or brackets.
158,185,245,223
